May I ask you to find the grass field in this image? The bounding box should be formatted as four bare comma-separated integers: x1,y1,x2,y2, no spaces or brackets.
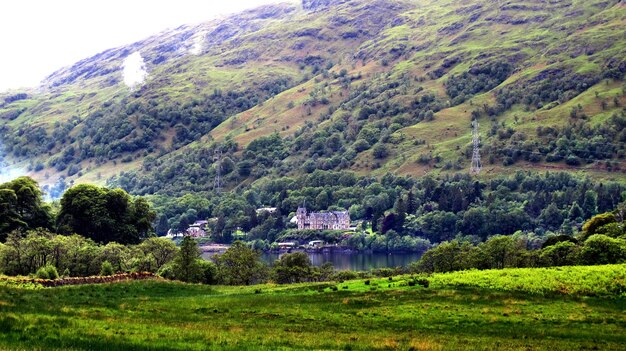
0,265,624,350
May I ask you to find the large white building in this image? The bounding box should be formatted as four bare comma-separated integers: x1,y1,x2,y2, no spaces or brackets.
296,206,350,230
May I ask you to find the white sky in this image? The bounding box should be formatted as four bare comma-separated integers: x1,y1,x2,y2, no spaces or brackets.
0,0,283,92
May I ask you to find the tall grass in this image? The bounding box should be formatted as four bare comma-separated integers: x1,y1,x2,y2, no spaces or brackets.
0,265,624,350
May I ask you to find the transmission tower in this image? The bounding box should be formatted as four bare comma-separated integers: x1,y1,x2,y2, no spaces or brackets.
470,119,482,175
213,148,223,194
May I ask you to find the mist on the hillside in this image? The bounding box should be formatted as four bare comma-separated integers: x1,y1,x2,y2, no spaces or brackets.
0,148,25,184
0,139,23,183
122,52,148,88
190,31,206,55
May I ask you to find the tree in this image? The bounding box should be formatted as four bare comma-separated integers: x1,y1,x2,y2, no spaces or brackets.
459,207,490,239
0,189,22,237
99,242,131,273
272,252,313,284
138,237,178,269
0,177,52,240
57,184,155,244
538,203,564,231
414,211,458,242
173,236,202,282
580,212,616,241
478,235,527,269
372,143,389,159
568,201,584,221
406,189,418,214
412,240,475,273
580,235,626,265
539,241,580,266
215,241,268,285
581,190,598,218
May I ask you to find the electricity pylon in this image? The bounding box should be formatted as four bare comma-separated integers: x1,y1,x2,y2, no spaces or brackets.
470,119,482,175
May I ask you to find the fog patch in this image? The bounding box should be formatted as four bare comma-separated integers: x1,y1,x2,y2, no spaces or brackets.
122,52,148,88
0,164,25,184
190,31,206,55
0,141,25,183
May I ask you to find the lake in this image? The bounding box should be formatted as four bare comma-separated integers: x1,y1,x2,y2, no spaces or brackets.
203,250,423,271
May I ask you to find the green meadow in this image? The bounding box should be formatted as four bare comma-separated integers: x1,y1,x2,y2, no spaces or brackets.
0,264,624,350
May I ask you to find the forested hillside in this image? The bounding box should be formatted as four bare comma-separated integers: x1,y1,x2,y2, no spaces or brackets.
1,0,625,189
0,0,625,240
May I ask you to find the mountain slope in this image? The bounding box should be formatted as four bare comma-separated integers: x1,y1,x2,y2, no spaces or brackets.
1,0,625,195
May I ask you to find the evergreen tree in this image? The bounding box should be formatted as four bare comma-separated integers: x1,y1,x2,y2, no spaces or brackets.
568,201,584,221
582,190,598,219
406,189,418,214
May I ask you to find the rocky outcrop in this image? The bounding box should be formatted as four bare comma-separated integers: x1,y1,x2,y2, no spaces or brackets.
302,0,348,11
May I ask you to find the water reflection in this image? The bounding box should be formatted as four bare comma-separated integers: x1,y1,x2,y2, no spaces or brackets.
203,251,423,271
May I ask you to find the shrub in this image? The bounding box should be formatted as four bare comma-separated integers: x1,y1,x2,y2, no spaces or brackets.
372,143,389,159
272,252,313,284
129,253,158,273
581,213,616,241
157,262,176,280
539,241,580,267
541,235,578,249
580,235,626,265
100,261,114,276
416,279,430,288
197,259,218,284
36,265,59,280
332,270,358,282
215,241,269,285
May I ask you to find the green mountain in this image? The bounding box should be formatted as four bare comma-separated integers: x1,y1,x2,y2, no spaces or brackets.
1,0,625,195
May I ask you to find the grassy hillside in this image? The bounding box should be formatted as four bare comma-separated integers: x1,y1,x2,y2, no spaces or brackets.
0,264,624,350
0,0,625,194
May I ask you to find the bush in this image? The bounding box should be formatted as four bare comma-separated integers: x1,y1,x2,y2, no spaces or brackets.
539,241,580,267
157,262,176,280
215,241,269,285
272,252,314,284
36,265,59,280
129,253,158,273
197,259,218,284
100,261,114,276
332,270,358,282
372,144,389,159
581,213,616,241
416,279,429,288
580,235,626,265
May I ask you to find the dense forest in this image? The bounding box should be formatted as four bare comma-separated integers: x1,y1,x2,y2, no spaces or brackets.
108,169,623,253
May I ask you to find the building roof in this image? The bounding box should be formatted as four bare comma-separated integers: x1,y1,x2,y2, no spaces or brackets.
308,211,349,220
256,207,277,214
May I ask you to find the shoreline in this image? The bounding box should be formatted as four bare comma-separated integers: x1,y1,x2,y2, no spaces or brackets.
199,244,425,255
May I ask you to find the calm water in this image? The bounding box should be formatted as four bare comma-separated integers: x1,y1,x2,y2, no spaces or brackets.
203,251,422,271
